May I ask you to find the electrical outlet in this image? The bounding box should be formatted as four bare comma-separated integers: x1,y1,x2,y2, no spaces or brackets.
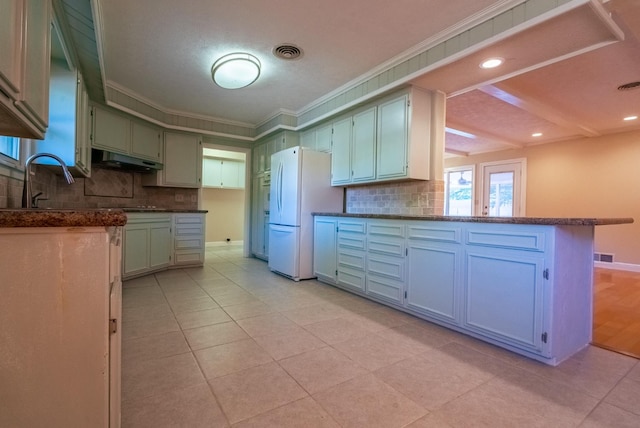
191,194,197,203
175,194,184,202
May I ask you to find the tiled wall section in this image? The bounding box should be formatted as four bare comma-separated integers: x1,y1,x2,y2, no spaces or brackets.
0,166,198,209
346,180,444,215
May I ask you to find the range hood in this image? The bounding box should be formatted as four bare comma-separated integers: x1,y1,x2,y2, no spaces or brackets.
92,149,163,172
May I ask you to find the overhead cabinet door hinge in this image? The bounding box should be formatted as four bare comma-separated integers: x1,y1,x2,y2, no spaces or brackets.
404,291,407,299
109,318,118,334
541,332,548,343
543,268,549,280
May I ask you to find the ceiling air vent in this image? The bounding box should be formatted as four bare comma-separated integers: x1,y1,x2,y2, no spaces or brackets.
617,81,640,91
273,44,303,60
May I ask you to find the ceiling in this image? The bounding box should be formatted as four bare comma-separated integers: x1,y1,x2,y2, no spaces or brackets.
67,0,640,155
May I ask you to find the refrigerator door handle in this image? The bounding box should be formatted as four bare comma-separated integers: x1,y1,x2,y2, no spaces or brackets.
277,162,284,217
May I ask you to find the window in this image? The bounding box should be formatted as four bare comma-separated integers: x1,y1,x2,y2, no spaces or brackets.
444,166,474,216
0,136,20,161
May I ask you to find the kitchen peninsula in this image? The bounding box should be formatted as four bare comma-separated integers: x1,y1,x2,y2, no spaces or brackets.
313,213,633,366
0,208,126,428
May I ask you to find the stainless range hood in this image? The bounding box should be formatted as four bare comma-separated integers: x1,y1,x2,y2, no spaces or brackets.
92,149,163,173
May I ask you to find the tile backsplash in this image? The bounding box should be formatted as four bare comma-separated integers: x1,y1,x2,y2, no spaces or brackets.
346,180,444,215
0,166,198,209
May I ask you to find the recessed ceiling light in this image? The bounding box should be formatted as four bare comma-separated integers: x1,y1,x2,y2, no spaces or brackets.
532,132,543,137
479,57,504,69
623,115,638,121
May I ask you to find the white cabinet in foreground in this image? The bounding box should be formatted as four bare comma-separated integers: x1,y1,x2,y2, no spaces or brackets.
0,226,122,427
314,215,596,366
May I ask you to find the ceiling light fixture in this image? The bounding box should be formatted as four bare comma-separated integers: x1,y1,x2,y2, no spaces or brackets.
479,57,504,69
532,132,543,137
623,115,638,121
211,53,261,89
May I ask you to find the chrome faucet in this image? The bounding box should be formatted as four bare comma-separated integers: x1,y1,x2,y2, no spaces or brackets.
22,153,75,208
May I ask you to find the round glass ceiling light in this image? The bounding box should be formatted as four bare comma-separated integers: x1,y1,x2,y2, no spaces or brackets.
211,53,261,89
479,57,504,69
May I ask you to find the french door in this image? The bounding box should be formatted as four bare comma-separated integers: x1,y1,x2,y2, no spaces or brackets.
480,160,525,217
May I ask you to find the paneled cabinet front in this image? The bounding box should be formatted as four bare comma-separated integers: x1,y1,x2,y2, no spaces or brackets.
311,216,580,365
143,132,202,188
123,214,172,279
0,0,51,139
92,106,162,162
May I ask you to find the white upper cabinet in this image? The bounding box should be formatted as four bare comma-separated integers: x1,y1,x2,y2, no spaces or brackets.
92,106,163,162
328,87,434,186
203,157,245,189
0,0,51,139
143,131,202,188
329,107,376,186
301,123,332,153
351,107,376,183
330,117,352,185
131,121,162,162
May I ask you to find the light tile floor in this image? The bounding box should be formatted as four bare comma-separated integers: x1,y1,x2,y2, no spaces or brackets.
121,245,640,427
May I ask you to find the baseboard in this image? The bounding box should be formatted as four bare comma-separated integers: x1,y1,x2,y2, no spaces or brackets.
206,241,244,247
594,261,640,272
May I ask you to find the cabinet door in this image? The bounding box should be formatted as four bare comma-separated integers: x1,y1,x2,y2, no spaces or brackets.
14,0,50,131
149,223,171,269
406,240,461,324
75,72,91,176
163,132,202,187
464,248,546,352
377,95,408,180
251,176,267,259
300,129,315,150
203,158,222,187
313,217,338,283
0,0,23,95
123,225,150,276
92,107,130,154
221,160,241,188
131,121,162,161
252,143,264,174
315,123,333,153
351,107,376,183
330,117,352,185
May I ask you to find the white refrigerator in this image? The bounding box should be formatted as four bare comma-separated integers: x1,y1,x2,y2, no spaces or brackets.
268,146,343,280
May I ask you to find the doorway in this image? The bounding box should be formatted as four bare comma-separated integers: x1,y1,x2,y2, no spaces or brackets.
479,159,526,217
200,145,251,255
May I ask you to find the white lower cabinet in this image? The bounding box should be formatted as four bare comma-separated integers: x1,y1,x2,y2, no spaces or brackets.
406,223,463,324
313,217,338,283
314,216,594,365
337,219,367,292
366,221,405,304
123,212,206,279
123,213,172,278
173,213,206,266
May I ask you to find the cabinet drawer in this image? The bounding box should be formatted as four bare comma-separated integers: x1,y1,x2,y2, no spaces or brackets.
367,274,404,304
466,228,546,252
368,236,404,257
338,220,366,234
337,267,366,292
175,237,204,250
174,215,204,225
367,254,404,281
407,224,461,243
369,222,405,238
174,225,204,236
338,249,366,271
338,234,366,251
174,250,204,265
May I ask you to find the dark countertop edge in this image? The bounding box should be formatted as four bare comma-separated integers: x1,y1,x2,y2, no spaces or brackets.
121,209,208,213
0,209,128,228
312,213,634,226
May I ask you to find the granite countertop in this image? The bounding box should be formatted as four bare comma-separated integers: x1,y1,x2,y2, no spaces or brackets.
0,209,128,228
121,208,208,213
312,212,634,226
